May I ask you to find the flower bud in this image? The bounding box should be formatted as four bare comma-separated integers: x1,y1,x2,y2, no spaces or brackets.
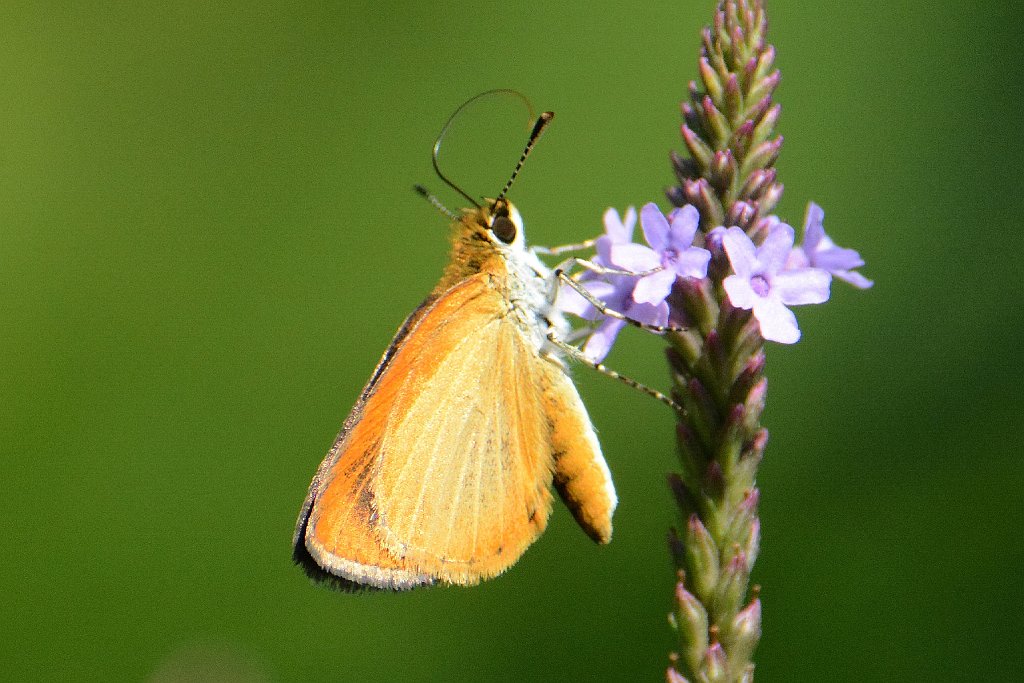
689,79,702,105
666,185,688,208
703,329,726,375
739,168,766,200
727,599,762,675
666,666,691,683
671,150,699,181
724,490,760,567
702,96,731,147
668,473,700,518
761,179,784,213
699,57,723,102
702,642,728,682
742,518,761,569
735,430,767,482
681,101,701,132
754,45,776,81
731,355,766,406
748,69,781,107
726,201,756,231
685,514,720,599
674,581,710,675
715,553,750,632
742,377,768,432
709,150,736,194
681,125,713,171
682,178,724,227
751,103,781,148
724,73,742,122
741,136,782,176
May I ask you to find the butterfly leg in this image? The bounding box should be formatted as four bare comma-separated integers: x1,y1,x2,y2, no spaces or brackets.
553,266,687,335
545,333,683,413
552,255,664,280
531,238,597,256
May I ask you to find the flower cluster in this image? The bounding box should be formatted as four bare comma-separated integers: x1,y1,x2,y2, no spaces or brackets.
560,201,870,354
560,203,710,360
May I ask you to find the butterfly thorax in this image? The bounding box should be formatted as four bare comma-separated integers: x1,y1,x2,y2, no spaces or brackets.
433,211,509,292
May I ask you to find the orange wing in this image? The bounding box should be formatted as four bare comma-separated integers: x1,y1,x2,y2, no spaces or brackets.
293,272,555,589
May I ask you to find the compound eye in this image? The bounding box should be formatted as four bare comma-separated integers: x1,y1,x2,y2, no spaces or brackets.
491,215,517,243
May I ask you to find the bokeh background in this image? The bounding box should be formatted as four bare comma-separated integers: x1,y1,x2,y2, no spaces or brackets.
3,1,1021,681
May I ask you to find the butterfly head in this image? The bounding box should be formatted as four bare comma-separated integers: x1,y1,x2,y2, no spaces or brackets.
461,198,527,252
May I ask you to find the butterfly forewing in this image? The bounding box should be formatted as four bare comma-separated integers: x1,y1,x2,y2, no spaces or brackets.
373,289,554,583
299,272,556,587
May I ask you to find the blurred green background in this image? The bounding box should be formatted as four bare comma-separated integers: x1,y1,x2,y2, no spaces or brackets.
2,1,1021,680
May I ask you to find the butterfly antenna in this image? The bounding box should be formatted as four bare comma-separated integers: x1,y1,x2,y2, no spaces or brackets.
432,89,537,209
413,184,459,221
494,110,554,206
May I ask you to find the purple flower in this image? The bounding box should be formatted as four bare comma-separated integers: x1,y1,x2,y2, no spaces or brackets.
787,202,873,289
722,223,831,344
559,206,678,362
612,204,711,306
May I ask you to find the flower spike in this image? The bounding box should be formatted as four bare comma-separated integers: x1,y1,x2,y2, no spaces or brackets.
545,3,872,678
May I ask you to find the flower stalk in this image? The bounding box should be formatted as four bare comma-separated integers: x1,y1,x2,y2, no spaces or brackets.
662,2,777,680
557,2,871,678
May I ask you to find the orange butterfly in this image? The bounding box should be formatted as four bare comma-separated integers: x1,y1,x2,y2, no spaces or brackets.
293,108,616,590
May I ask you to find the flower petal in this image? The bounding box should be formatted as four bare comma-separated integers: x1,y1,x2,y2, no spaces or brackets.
785,247,810,270
813,245,865,272
671,247,711,279
752,297,801,344
722,227,758,278
627,299,670,327
622,206,637,238
834,269,874,289
773,268,831,305
801,202,825,253
609,243,660,272
640,203,670,253
632,268,676,305
723,273,757,310
667,204,700,249
603,206,637,244
583,317,626,362
705,226,728,256
595,235,614,266
757,222,796,273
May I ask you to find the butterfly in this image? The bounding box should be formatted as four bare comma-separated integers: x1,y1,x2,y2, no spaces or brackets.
292,105,618,590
